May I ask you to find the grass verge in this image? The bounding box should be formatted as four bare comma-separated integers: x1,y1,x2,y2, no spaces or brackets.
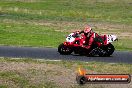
0,57,131,88
0,0,132,50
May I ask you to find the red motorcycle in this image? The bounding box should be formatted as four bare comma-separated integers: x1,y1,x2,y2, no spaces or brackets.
58,32,117,56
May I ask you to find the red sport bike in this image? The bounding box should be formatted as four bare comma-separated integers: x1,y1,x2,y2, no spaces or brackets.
58,32,118,56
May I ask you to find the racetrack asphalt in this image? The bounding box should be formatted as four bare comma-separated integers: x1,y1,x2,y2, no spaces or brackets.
0,46,132,64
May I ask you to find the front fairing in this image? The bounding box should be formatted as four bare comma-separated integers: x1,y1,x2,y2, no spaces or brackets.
64,33,82,46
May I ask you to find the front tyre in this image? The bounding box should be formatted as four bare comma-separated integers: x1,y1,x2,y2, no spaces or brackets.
58,43,73,55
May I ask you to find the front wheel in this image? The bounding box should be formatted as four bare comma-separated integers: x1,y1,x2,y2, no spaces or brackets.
58,43,73,55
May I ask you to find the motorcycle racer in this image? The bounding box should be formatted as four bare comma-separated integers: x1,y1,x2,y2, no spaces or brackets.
77,25,99,49
58,25,117,56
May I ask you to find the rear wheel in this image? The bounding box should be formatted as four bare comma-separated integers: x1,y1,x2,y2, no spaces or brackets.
58,43,73,55
104,43,115,56
99,44,115,57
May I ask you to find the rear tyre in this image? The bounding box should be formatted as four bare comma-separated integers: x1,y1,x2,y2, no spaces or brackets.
105,43,115,56
58,43,73,55
99,44,115,57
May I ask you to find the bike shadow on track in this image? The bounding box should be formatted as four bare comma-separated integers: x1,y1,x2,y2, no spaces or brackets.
71,54,113,58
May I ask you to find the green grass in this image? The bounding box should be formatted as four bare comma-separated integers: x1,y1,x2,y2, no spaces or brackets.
0,0,132,24
0,71,29,88
0,22,67,47
0,0,132,50
114,39,132,51
0,71,58,88
0,58,59,88
0,0,132,23
0,21,131,50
